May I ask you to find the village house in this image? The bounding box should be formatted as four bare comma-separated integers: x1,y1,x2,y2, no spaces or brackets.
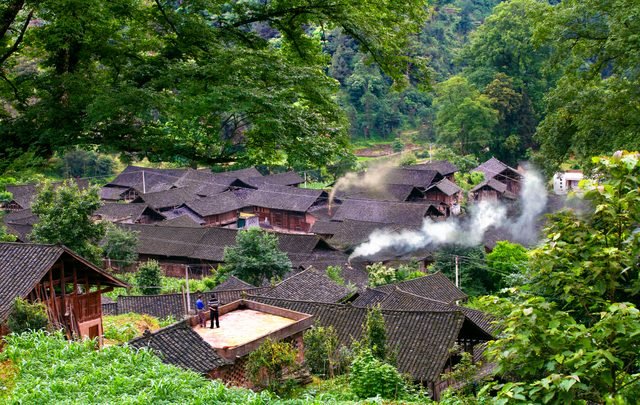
244,185,330,233
553,170,584,194
179,191,248,227
0,242,128,344
471,157,523,202
129,299,314,387
422,178,463,216
331,198,443,226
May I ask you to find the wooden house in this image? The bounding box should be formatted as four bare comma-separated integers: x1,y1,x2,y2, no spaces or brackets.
2,179,89,211
423,178,463,216
472,157,523,197
0,243,128,343
244,185,329,233
93,203,165,224
180,191,248,227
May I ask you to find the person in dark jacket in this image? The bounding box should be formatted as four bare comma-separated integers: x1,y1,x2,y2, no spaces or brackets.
208,295,220,328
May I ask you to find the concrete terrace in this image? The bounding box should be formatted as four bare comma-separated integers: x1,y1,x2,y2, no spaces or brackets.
194,309,297,348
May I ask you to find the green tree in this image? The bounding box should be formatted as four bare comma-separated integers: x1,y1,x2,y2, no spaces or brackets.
431,245,490,296
476,152,640,403
135,260,162,296
303,324,340,377
350,348,407,400
30,180,104,264
103,225,139,271
533,0,640,171
486,241,529,290
6,298,49,333
434,76,498,156
223,228,291,286
245,338,298,395
0,0,428,170
325,265,345,286
363,305,387,361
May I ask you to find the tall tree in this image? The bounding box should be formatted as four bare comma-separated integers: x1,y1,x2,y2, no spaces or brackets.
0,0,428,170
533,0,640,171
30,180,104,263
222,227,291,286
434,76,498,156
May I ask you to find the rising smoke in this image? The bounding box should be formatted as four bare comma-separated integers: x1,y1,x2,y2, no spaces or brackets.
328,158,400,210
350,169,548,259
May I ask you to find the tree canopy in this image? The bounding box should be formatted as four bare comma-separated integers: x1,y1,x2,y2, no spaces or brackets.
0,0,428,170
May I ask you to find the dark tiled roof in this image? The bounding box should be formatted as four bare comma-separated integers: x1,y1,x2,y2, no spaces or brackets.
115,289,259,319
133,186,202,210
350,288,389,307
470,178,508,194
213,276,255,291
94,203,163,223
374,273,467,304
408,161,459,176
247,297,482,382
255,267,352,303
157,215,202,228
332,199,432,226
367,288,496,335
108,167,186,193
309,220,342,235
183,192,247,217
246,171,305,187
99,186,130,200
473,157,519,180
3,209,38,225
0,243,128,321
328,219,419,250
335,183,419,202
128,321,231,373
5,179,89,210
3,223,33,242
385,168,439,188
244,185,326,212
425,179,462,196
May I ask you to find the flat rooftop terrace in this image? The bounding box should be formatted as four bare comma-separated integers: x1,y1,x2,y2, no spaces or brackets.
194,308,297,349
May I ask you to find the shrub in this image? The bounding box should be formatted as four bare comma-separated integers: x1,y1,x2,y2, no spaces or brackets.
325,266,345,286
304,324,340,377
6,298,49,333
350,348,407,399
245,338,299,395
135,260,162,295
103,225,139,270
363,305,387,361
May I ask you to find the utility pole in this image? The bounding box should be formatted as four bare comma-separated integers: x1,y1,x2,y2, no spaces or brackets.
455,256,460,289
185,265,191,314
142,170,146,194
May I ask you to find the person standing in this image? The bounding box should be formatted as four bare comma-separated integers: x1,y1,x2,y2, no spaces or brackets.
195,295,205,327
208,294,220,329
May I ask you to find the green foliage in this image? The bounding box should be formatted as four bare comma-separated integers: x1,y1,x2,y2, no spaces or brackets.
303,324,341,377
533,0,640,171
349,348,407,400
399,152,418,167
472,152,640,403
0,0,428,170
325,266,345,286
54,149,115,179
245,338,299,395
363,306,387,361
223,228,291,286
102,225,139,270
0,330,275,403
102,313,162,344
432,146,480,173
486,241,529,290
434,76,498,156
6,298,49,334
441,346,484,398
30,180,105,264
0,223,17,242
366,262,423,287
135,260,162,296
430,246,491,295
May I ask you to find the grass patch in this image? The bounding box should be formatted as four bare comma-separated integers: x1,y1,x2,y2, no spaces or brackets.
102,313,176,345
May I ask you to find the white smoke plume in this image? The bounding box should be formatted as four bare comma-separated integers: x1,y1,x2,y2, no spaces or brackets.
329,158,400,209
350,169,548,259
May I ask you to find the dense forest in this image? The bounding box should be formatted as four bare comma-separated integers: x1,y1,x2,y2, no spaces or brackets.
1,0,639,175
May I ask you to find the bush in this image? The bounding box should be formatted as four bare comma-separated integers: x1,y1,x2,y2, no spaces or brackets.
304,324,340,377
350,348,407,400
325,266,345,286
6,298,49,333
135,260,162,295
245,338,299,395
103,225,139,270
